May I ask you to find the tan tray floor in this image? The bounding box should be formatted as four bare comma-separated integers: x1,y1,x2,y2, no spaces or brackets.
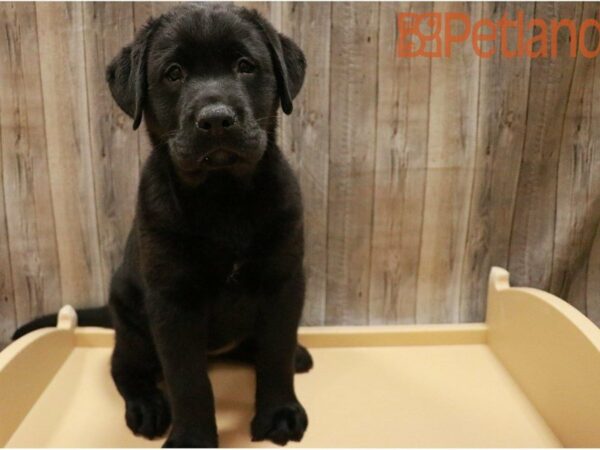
1,267,600,447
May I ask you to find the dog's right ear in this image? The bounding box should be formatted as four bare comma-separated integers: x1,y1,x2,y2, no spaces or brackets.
244,9,306,115
106,18,160,130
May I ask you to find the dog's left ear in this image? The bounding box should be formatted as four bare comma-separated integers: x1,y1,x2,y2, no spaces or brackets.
248,11,306,115
106,17,160,130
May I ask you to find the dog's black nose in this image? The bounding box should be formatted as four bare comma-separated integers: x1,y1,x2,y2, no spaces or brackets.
196,104,236,134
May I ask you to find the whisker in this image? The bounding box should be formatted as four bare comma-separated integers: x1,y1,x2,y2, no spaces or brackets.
255,115,280,123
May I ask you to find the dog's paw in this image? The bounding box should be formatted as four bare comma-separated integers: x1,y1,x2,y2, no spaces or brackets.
125,390,171,439
251,402,308,446
294,345,313,373
163,433,218,448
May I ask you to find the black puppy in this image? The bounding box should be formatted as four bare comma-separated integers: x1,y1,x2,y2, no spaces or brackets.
14,3,311,447
108,3,312,447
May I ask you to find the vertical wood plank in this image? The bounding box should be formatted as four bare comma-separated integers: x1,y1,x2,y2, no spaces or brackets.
268,2,282,33
152,2,181,17
83,3,140,291
234,2,282,38
585,8,600,324
508,3,581,290
0,24,16,345
416,2,482,323
280,2,331,325
459,3,534,322
326,2,379,325
0,144,15,347
36,2,104,307
551,2,600,308
133,2,153,34
368,2,431,325
235,2,271,18
0,3,62,327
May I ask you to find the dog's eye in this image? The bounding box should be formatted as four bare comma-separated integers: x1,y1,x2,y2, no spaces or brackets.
237,58,256,74
165,64,184,82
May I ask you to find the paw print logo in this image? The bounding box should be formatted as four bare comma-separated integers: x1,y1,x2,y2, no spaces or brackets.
396,12,442,58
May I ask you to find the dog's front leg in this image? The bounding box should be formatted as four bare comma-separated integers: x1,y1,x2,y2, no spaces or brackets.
147,294,218,448
251,270,308,446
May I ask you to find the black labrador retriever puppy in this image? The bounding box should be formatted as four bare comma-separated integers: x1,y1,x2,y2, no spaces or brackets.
107,3,310,447
14,3,311,447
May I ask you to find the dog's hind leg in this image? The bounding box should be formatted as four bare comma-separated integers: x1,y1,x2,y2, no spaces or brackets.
109,272,171,440
293,344,313,373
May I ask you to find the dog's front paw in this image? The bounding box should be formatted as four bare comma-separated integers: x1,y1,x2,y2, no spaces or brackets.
125,390,171,439
163,433,218,448
251,402,308,446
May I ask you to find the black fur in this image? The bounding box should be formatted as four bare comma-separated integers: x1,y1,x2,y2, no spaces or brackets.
14,3,311,447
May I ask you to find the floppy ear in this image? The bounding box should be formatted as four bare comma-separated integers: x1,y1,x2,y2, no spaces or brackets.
249,11,306,115
106,18,159,130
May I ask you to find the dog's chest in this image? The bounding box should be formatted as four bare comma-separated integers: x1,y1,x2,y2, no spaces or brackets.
187,208,257,279
195,214,254,253
181,216,260,348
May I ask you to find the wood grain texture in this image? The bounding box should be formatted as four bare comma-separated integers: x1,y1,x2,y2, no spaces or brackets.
83,3,140,292
508,3,582,289
234,3,283,50
280,3,331,326
459,3,534,322
550,2,600,306
326,2,379,325
0,3,16,346
36,2,104,307
0,134,15,346
416,2,482,323
584,7,600,323
0,2,62,328
1,2,600,341
368,2,431,325
0,6,16,347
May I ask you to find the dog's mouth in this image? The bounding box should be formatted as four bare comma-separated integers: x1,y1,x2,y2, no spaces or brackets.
201,149,240,168
176,148,242,174
169,127,268,179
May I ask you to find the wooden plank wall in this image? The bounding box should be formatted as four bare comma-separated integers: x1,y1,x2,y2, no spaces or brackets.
1,2,599,345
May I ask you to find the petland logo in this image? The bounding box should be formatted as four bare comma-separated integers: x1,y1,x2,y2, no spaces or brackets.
397,10,600,58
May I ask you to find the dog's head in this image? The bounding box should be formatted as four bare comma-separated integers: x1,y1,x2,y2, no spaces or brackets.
106,3,305,182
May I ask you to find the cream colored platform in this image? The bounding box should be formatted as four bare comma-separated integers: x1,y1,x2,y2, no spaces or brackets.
1,267,600,447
